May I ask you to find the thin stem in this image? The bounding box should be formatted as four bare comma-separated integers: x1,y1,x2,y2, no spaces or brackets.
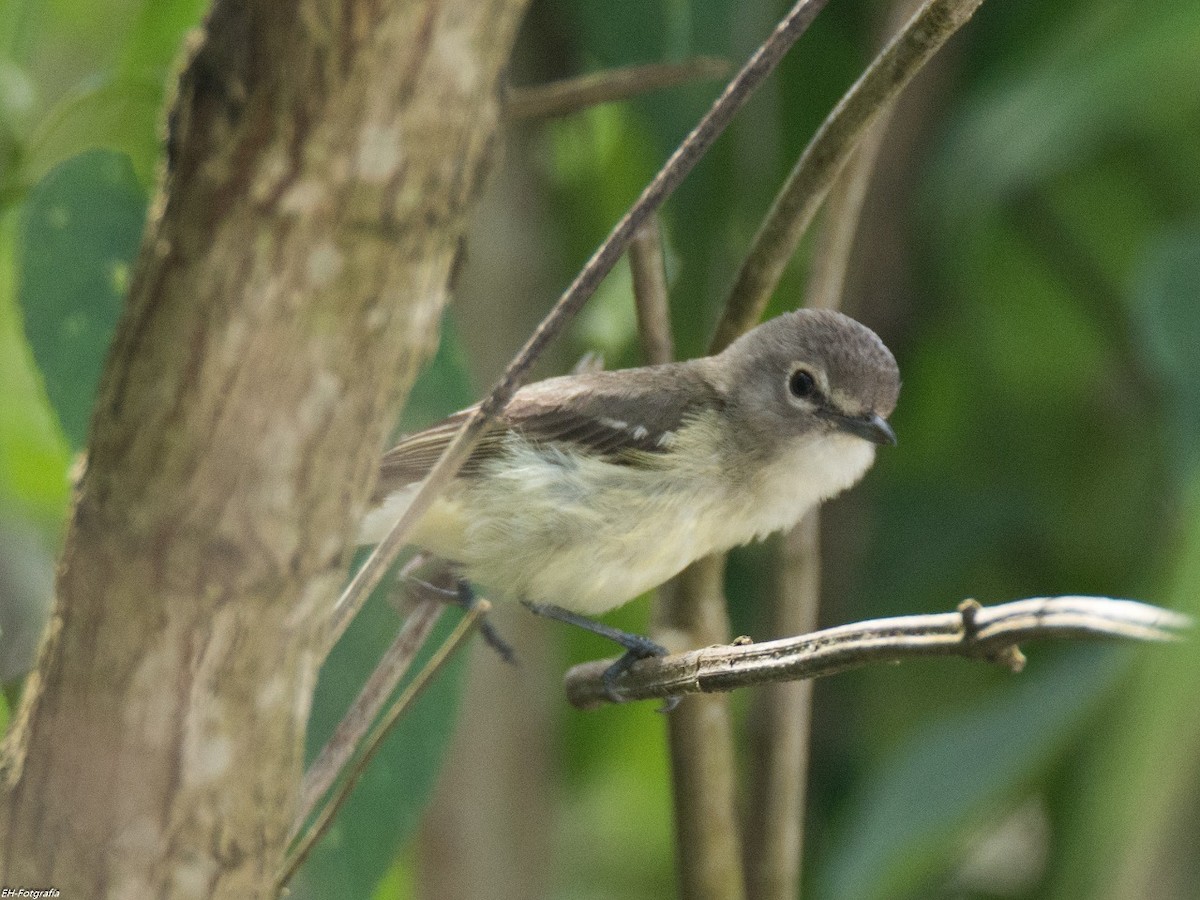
325,0,832,653
745,513,821,900
656,556,748,900
278,600,490,891
803,115,890,311
294,596,445,837
744,54,895,900
506,58,730,121
629,219,674,366
630,216,745,899
710,0,984,353
563,597,1190,709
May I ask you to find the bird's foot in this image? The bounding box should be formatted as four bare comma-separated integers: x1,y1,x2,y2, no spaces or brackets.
407,575,517,666
522,601,678,709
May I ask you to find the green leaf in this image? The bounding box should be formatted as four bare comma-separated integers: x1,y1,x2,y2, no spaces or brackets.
0,58,36,203
294,590,469,900
0,56,36,135
0,203,70,519
24,74,164,187
818,649,1124,900
0,0,41,61
117,0,207,83
17,149,146,450
1129,226,1200,469
1046,478,1200,899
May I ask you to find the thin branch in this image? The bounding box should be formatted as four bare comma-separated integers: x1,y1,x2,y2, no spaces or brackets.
294,595,444,838
745,513,821,900
506,58,730,121
629,219,674,366
563,597,1191,709
745,46,895,900
710,0,983,352
325,0,832,652
631,226,746,900
655,557,748,900
804,116,891,310
278,599,490,891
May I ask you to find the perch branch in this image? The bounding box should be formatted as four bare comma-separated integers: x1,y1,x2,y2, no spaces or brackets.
563,597,1190,709
326,0,831,651
711,0,983,352
507,58,730,121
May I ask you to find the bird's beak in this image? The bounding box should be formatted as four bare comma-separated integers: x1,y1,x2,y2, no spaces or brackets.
836,412,897,446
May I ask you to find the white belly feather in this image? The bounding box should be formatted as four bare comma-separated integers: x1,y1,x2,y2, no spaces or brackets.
358,428,876,615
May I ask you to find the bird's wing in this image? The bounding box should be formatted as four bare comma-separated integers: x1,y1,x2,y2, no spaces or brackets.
374,363,721,499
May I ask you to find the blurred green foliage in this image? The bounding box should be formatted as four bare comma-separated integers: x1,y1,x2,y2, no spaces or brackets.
2,0,1198,898
18,149,143,449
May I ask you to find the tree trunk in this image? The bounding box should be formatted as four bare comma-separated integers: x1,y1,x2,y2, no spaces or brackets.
0,0,529,895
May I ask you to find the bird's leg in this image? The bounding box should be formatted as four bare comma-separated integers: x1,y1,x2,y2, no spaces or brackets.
405,573,517,666
455,581,518,666
522,601,673,706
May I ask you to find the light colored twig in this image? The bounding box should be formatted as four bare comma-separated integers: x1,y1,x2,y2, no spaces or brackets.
324,0,831,654
278,599,490,891
294,596,444,839
710,0,984,352
803,114,891,311
563,597,1191,709
506,58,730,121
628,220,675,366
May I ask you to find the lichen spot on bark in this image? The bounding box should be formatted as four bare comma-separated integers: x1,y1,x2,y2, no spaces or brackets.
307,241,344,289
356,121,405,182
433,23,481,93
279,178,329,216
185,731,233,785
172,856,218,899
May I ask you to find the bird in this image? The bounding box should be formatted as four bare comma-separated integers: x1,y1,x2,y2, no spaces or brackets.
359,308,899,691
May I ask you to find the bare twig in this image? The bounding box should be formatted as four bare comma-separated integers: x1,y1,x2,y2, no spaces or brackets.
630,220,745,900
711,0,984,352
325,0,832,653
564,597,1190,709
279,600,490,891
294,596,444,839
656,557,748,900
630,217,745,899
804,116,891,310
629,219,675,366
745,513,821,900
745,44,896,900
506,58,730,121
628,213,748,900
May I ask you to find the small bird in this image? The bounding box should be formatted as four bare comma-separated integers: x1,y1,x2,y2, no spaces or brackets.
360,309,899,689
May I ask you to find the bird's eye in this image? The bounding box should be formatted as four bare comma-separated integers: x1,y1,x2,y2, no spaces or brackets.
788,368,817,399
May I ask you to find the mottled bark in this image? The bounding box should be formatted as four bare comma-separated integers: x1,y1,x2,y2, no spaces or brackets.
0,0,529,896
